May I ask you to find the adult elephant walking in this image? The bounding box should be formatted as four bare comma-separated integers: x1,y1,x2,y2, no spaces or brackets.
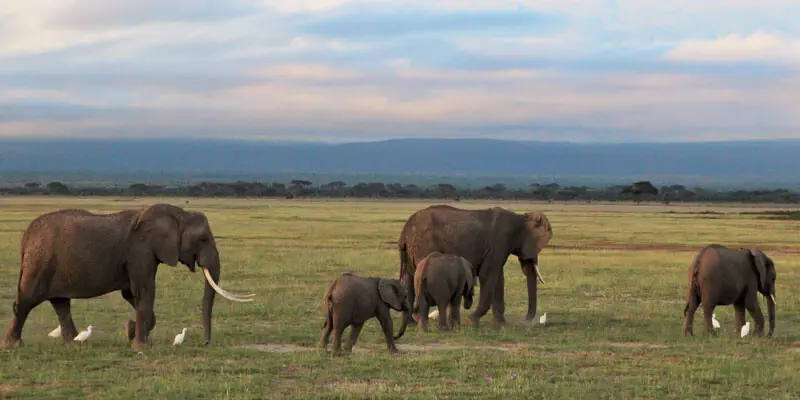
3,203,255,349
398,205,552,328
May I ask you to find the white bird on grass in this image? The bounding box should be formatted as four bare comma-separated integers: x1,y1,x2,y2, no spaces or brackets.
428,309,439,319
712,314,720,329
74,325,93,342
740,321,751,338
48,325,61,338
173,328,187,346
539,312,547,325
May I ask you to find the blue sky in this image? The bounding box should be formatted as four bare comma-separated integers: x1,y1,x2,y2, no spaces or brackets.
1,0,799,142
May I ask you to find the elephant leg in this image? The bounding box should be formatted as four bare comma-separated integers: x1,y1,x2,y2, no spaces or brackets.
376,309,399,353
745,296,766,337
343,323,363,352
319,319,333,352
121,290,138,341
49,298,79,342
436,301,449,331
132,288,156,350
331,314,347,355
417,294,430,332
682,295,700,336
733,302,746,334
3,297,43,347
467,269,496,329
701,301,716,335
490,272,506,328
450,296,462,330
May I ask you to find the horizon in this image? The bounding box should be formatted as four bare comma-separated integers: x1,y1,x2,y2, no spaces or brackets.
2,1,799,143
3,137,800,145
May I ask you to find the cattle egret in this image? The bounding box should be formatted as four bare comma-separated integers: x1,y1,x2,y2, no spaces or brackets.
74,325,93,342
712,314,720,329
428,309,439,319
48,325,61,338
740,321,750,338
539,312,547,325
173,328,187,346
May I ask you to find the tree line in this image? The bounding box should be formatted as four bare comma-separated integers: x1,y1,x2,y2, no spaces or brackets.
2,180,799,204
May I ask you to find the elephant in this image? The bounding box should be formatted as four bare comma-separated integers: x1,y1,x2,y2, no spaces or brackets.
413,252,476,332
682,244,777,337
319,272,411,354
398,205,552,328
2,203,255,349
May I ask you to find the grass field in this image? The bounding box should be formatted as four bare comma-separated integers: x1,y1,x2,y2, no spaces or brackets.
1,197,799,399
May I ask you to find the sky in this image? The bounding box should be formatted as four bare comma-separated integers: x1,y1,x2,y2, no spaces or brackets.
0,0,799,143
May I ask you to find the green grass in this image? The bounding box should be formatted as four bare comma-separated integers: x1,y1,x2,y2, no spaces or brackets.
1,197,799,399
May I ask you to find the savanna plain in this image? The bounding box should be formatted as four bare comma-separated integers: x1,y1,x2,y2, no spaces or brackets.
0,197,799,399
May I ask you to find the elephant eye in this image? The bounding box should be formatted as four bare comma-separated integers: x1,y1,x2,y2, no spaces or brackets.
199,235,209,243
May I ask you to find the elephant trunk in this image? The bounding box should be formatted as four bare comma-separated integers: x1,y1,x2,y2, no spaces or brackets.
766,293,775,336
393,299,411,340
197,245,256,345
201,261,218,346
521,259,539,322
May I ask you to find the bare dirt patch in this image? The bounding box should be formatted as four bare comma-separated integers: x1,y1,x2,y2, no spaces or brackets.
319,379,394,392
594,341,668,349
235,342,523,354
553,242,800,255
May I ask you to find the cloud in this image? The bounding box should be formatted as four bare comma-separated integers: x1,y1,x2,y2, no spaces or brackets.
300,9,565,39
49,0,258,28
1,0,799,142
664,32,800,64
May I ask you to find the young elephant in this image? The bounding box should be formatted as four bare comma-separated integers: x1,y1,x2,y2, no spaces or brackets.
414,252,476,332
319,273,411,354
683,244,777,337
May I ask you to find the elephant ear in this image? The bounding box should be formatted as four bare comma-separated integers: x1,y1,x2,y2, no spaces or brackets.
749,249,768,293
378,279,404,311
130,204,183,267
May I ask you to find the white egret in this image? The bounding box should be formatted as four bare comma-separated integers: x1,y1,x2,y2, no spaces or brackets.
740,321,750,338
712,314,720,329
74,325,93,342
173,328,187,346
539,312,547,325
428,309,439,319
48,325,61,338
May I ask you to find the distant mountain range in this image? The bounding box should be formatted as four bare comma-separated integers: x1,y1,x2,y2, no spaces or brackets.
1,138,799,189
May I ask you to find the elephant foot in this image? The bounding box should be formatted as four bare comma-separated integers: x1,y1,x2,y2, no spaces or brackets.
131,338,150,352
388,346,399,354
467,314,480,328
1,338,22,349
489,318,506,330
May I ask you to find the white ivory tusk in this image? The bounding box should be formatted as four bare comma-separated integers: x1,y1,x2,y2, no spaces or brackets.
202,268,255,302
534,264,545,284
770,294,776,303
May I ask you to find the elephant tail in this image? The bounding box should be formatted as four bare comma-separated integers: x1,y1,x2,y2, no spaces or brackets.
398,239,410,279
321,279,336,329
684,248,705,316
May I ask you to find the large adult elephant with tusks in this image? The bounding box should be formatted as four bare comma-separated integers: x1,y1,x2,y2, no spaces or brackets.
398,205,552,329
2,203,255,349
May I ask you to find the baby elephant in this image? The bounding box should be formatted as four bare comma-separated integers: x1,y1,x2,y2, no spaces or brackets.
319,273,411,354
683,244,777,337
414,252,476,332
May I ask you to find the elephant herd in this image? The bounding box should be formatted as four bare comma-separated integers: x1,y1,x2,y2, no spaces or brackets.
1,202,778,353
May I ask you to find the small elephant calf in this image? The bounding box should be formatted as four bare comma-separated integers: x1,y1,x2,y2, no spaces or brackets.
414,252,476,332
319,273,411,354
683,244,777,337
